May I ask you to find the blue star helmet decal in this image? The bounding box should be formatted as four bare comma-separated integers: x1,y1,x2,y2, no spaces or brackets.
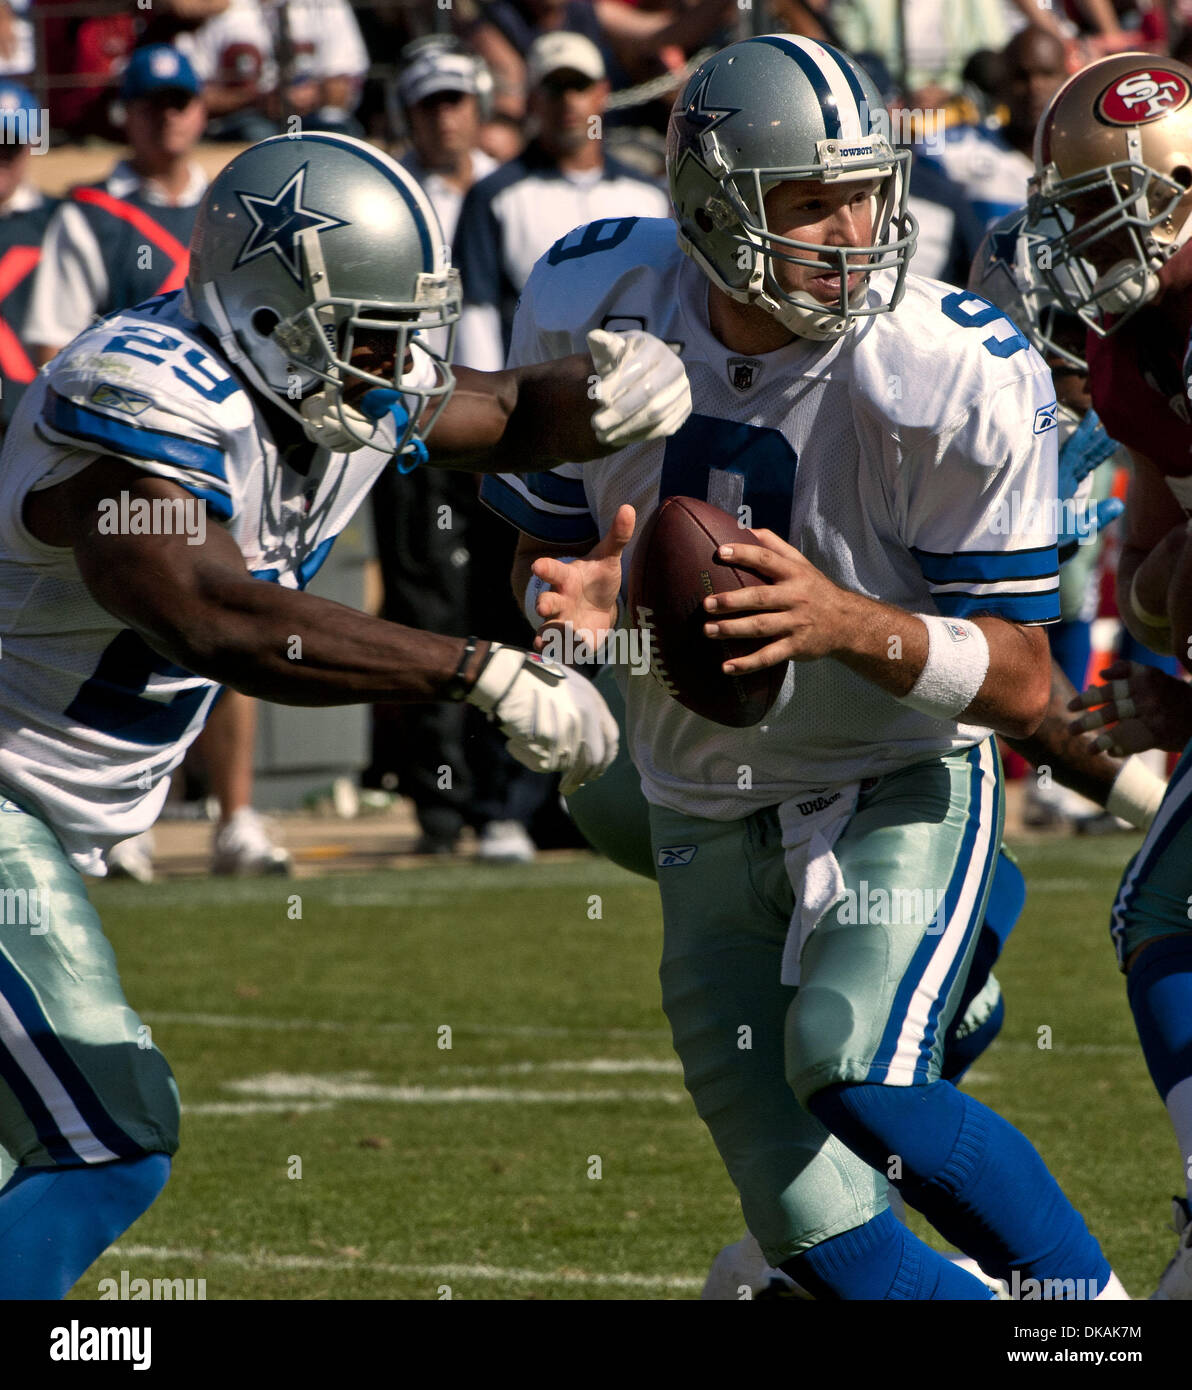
234,164,348,286
985,210,1027,275
678,69,741,161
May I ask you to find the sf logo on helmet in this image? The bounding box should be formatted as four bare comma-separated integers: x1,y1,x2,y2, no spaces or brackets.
1096,69,1191,125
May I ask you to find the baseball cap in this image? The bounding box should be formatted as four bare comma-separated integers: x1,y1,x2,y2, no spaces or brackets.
526,32,605,89
121,45,201,102
399,48,479,108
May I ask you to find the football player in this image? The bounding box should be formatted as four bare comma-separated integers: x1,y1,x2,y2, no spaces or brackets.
1029,52,1192,1298
483,34,1130,1299
0,131,691,1299
570,208,1179,1298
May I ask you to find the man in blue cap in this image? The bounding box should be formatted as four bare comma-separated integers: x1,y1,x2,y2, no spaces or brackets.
24,43,207,364
0,79,57,436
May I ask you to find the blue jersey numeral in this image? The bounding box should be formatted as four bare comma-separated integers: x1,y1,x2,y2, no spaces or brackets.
547,218,639,266
106,328,237,401
66,630,213,746
660,413,798,533
940,290,1029,359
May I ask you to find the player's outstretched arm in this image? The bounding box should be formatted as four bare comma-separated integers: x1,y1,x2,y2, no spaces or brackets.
1116,449,1188,655
26,458,618,790
426,330,690,472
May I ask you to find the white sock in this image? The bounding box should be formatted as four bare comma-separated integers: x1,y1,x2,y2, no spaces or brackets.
1165,1074,1192,1206
1095,1271,1130,1300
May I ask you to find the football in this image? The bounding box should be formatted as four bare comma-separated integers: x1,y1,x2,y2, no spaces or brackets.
627,495,787,727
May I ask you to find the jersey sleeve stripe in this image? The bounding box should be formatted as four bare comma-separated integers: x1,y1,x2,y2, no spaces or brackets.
926,575,1059,598
521,470,589,506
177,483,234,522
480,474,599,544
934,590,1060,623
44,389,228,480
911,545,1058,583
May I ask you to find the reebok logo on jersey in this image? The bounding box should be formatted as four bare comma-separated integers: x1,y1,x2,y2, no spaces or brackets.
657,845,698,867
90,383,153,417
727,357,763,391
1033,402,1058,434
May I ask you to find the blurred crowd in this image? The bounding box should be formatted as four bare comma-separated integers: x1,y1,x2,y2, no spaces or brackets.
2,0,1191,869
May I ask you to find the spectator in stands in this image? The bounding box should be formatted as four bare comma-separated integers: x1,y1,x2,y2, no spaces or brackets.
0,81,56,436
178,0,368,140
453,30,668,371
399,43,500,245
467,0,735,123
450,29,668,863
851,52,986,288
24,44,290,880
913,26,1068,227
363,42,503,858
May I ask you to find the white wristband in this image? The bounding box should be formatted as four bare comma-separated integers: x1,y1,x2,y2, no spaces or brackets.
524,557,576,630
1106,755,1167,831
900,615,991,722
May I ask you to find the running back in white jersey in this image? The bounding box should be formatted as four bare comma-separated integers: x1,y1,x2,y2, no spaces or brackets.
0,291,394,873
481,216,1061,820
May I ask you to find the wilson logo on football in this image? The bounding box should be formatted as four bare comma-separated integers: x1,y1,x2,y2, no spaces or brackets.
1096,69,1191,125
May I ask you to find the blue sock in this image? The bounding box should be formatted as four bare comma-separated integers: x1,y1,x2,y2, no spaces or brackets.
0,1153,171,1299
781,1208,993,1299
1127,935,1192,1099
809,1081,1111,1293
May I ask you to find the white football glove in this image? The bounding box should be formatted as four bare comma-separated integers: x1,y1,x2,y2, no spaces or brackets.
466,643,618,795
587,328,691,448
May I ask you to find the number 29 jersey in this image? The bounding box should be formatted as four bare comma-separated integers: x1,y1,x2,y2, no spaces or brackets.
482,216,1062,820
0,291,394,873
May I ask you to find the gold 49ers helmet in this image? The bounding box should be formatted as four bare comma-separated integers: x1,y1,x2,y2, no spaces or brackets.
1031,53,1192,335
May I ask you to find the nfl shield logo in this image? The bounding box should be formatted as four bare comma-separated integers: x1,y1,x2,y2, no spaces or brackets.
728,357,762,391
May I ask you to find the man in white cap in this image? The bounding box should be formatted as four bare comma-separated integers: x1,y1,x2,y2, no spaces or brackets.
398,43,498,249
452,30,668,374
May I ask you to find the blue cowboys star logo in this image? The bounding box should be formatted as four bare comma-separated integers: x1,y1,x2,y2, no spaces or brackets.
680,70,740,158
985,213,1026,275
234,165,347,286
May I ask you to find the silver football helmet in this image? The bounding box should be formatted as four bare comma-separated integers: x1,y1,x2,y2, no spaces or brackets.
186,132,461,454
666,34,917,340
969,204,1090,372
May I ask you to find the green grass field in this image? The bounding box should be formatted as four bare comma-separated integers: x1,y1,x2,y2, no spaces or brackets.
62,835,1176,1300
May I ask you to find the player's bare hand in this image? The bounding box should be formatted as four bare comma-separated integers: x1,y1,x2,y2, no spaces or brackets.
532,504,634,657
701,528,852,671
1068,659,1192,755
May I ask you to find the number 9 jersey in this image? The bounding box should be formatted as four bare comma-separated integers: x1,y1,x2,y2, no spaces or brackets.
0,290,400,874
483,216,1064,818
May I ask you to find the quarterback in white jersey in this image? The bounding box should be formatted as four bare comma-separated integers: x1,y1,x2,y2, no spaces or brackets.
487,36,1128,1300
0,132,691,1300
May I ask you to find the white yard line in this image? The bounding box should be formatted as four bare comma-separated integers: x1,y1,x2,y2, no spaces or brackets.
213,1073,685,1105
145,1011,670,1041
107,1244,703,1292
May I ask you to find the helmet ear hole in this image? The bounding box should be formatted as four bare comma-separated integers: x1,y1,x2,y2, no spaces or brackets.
1173,166,1192,189
695,207,715,234
251,307,281,337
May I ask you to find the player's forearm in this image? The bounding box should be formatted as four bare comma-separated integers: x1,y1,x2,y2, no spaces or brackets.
1117,543,1174,652
428,357,608,471
830,593,1049,738
1004,659,1123,805
128,577,490,705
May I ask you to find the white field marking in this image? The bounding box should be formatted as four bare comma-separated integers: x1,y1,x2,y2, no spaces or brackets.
107,1245,703,1292
144,1011,669,1041
219,1072,686,1105
444,1059,682,1076
184,1101,337,1116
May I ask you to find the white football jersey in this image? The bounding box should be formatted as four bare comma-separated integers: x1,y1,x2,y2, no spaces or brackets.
0,291,396,873
482,217,1060,820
